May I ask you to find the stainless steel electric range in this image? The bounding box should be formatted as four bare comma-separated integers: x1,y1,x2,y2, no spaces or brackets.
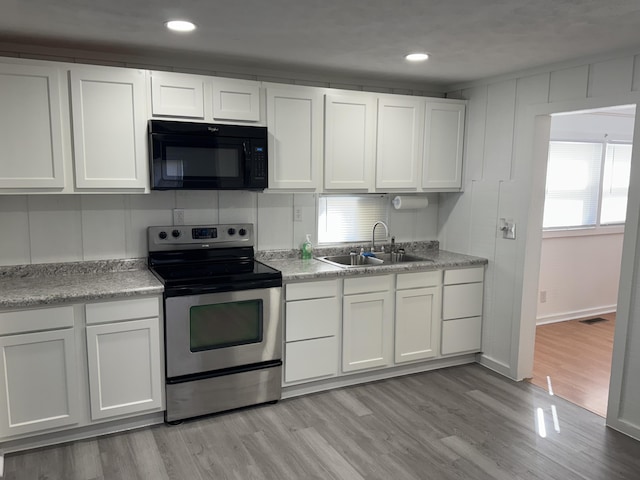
147,224,282,423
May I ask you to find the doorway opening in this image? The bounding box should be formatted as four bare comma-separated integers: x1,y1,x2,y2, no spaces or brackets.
528,105,636,416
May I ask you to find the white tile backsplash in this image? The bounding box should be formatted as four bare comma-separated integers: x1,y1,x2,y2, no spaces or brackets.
175,190,219,224
28,196,83,263
257,193,293,250
0,190,439,266
125,191,175,258
81,195,127,261
0,196,31,265
218,191,258,225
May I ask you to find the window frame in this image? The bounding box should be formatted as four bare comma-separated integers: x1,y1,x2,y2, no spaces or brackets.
543,138,632,232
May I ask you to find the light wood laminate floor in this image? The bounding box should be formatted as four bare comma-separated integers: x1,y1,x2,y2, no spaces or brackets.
5,364,640,480
530,313,615,417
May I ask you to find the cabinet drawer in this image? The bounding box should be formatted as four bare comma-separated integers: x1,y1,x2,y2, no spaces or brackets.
0,306,74,335
285,337,338,383
441,316,482,355
286,279,339,301
85,296,159,325
444,267,484,285
397,270,441,290
442,283,484,320
344,275,393,295
286,297,339,341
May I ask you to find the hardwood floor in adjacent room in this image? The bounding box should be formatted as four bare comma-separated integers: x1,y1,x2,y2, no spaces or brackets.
5,363,640,480
529,313,616,417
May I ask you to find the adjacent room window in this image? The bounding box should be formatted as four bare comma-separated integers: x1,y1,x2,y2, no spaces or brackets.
318,195,388,244
543,141,632,229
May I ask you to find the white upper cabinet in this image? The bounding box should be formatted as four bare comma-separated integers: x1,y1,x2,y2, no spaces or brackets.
265,84,323,190
422,101,465,191
212,78,261,122
375,95,425,190
70,66,148,190
150,71,205,119
0,62,67,190
324,93,377,191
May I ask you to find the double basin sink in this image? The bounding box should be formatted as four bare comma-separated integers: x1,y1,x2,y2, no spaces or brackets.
316,252,432,269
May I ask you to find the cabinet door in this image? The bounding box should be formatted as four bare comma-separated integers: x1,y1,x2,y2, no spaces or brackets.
324,93,376,191
342,291,392,372
285,337,338,383
0,328,79,438
442,316,482,355
266,85,323,190
86,318,162,420
0,63,66,189
423,102,465,190
70,66,148,190
376,96,424,190
442,282,484,320
395,287,439,363
212,78,261,122
150,71,205,118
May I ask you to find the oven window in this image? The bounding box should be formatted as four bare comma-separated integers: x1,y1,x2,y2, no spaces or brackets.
165,145,240,179
189,300,263,352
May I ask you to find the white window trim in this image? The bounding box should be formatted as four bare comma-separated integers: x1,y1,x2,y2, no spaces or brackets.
543,224,625,239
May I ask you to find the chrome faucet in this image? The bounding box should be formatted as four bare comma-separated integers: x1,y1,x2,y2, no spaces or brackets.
371,221,389,253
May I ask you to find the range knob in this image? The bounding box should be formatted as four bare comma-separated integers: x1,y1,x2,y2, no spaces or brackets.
158,231,167,240
171,229,181,238
227,228,236,235
238,228,247,236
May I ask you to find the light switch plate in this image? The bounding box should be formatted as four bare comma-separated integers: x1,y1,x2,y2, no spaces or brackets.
499,218,516,239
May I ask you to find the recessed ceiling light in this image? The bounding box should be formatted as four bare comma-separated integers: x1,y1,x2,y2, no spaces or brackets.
405,53,429,62
165,20,197,32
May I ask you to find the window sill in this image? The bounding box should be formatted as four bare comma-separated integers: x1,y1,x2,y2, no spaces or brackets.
542,225,625,239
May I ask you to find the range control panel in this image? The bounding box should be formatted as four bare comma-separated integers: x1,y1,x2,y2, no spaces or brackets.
148,224,254,251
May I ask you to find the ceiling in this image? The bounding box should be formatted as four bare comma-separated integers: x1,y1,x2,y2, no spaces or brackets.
3,0,640,88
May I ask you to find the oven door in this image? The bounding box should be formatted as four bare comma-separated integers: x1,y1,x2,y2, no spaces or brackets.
164,287,281,378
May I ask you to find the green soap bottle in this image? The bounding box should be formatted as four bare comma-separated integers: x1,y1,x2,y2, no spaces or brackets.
301,234,313,260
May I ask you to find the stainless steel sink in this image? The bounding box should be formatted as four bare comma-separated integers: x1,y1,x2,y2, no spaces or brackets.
315,252,431,268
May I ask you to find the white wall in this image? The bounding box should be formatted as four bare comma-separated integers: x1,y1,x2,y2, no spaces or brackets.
441,52,640,440
0,191,438,265
537,232,623,324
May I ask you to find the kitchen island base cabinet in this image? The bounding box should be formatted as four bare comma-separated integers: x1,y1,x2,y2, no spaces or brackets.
342,282,393,373
0,328,79,438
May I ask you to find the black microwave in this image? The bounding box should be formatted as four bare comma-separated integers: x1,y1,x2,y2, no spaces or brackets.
149,120,268,191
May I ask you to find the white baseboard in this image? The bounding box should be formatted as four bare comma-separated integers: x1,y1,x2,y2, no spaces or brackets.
282,354,477,399
536,305,617,325
478,354,514,379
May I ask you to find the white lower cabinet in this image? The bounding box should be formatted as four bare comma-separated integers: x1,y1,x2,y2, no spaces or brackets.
441,267,484,355
395,271,441,363
282,267,483,389
0,295,163,441
86,317,162,420
284,280,339,384
0,327,79,437
342,275,393,373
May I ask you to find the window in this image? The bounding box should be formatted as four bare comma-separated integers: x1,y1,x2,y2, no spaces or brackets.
543,141,632,229
318,195,388,244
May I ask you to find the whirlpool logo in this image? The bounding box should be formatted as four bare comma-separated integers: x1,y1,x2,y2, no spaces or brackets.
207,127,219,133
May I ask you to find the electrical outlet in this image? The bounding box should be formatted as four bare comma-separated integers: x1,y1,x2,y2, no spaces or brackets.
173,208,185,225
294,207,303,222
540,291,547,303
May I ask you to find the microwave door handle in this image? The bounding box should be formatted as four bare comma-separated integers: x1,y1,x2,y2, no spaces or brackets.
242,141,250,158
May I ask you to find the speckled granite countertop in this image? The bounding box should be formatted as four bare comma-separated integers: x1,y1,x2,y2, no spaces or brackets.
257,244,487,282
0,259,163,310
